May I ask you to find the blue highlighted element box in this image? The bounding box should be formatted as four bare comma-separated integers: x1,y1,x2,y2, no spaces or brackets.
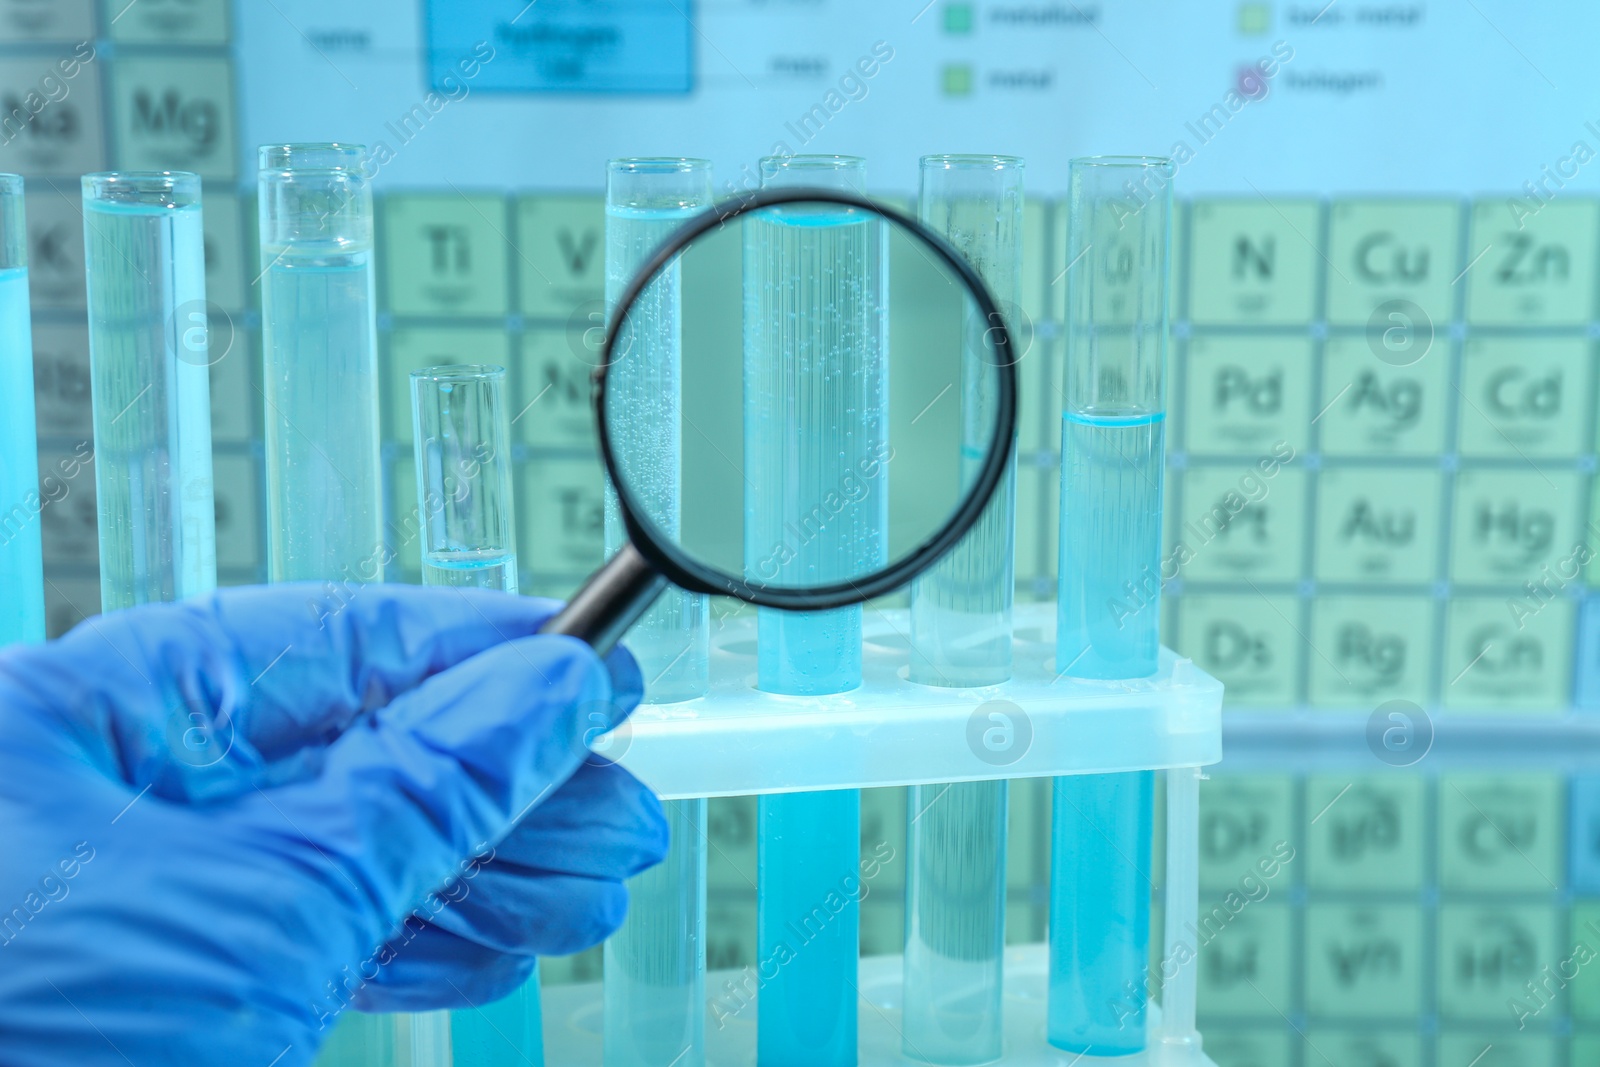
425,0,694,94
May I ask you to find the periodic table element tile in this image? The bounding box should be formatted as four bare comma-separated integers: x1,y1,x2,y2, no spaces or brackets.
1306,775,1426,891
1015,331,1050,455
1183,335,1313,456
388,455,422,580
107,0,229,44
705,898,757,973
0,50,105,177
1442,596,1573,712
1325,199,1461,328
1458,337,1593,459
707,795,757,892
859,888,904,958
1437,1032,1558,1067
1019,198,1051,350
518,326,597,450
1438,774,1563,893
1174,462,1307,583
1188,199,1320,326
202,190,246,313
1313,467,1443,585
37,443,97,567
1,0,94,40
24,189,86,310
1303,1030,1421,1067
42,573,97,637
208,327,254,442
1437,904,1558,1021
1317,334,1449,457
1450,468,1583,587
30,320,91,437
1199,775,1295,890
1304,903,1423,1018
1176,594,1300,707
1198,1030,1294,1067
860,787,906,892
1574,779,1600,894
1468,197,1600,326
384,326,512,443
109,57,237,181
519,455,605,574
514,195,604,320
1014,463,1043,588
211,452,259,573
1307,596,1434,708
1572,900,1600,1021
1007,776,1049,894
383,194,511,318
1195,901,1293,1020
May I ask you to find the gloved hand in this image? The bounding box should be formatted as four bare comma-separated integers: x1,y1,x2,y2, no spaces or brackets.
0,583,668,1067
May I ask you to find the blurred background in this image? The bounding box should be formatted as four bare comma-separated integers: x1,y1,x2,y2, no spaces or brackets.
3,1,1597,1064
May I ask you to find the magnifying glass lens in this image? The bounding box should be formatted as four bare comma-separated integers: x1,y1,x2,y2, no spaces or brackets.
602,196,1016,608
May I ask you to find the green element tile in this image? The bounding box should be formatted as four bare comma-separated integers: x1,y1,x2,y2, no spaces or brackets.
0,54,105,177
1567,902,1600,1023
1437,1033,1558,1067
519,456,605,573
211,453,259,572
941,64,973,96
1458,337,1594,458
1579,1035,1600,1065
1188,200,1318,326
1176,594,1301,707
1014,464,1042,585
1175,463,1307,583
1438,775,1563,892
860,787,906,892
1468,197,1600,326
514,195,605,320
1438,904,1558,1021
30,323,90,438
108,0,229,44
1307,596,1434,707
1019,200,1052,434
1313,467,1442,585
201,191,246,313
389,455,421,579
1236,2,1271,34
706,900,757,974
1183,335,1313,455
24,193,87,312
208,328,254,443
2,0,95,40
1442,596,1573,712
384,194,511,318
1201,1029,1294,1067
1007,776,1050,896
1304,904,1423,1018
518,326,599,450
1306,775,1425,891
860,893,904,957
110,56,237,180
1303,1030,1421,1067
943,3,973,33
1199,776,1295,890
707,795,757,892
1195,902,1293,1020
384,327,512,443
42,575,98,637
1318,334,1449,457
1450,468,1584,586
36,445,96,567
1326,199,1461,327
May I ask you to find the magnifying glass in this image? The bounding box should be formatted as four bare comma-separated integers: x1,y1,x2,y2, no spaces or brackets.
540,188,1018,655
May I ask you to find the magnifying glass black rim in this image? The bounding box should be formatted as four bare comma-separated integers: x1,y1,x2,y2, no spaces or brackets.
594,186,1018,612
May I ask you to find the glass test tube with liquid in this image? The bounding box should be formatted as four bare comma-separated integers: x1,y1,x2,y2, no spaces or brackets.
902,154,1023,1066
0,175,44,643
83,171,216,611
601,158,711,1067
1050,156,1172,1055
745,154,886,1067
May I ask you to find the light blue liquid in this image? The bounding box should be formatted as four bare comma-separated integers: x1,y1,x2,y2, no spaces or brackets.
0,266,44,643
452,975,544,1067
422,548,517,592
84,200,216,610
745,207,883,1067
603,203,708,702
261,249,382,584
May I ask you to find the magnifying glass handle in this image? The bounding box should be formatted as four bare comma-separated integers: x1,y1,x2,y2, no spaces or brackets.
538,542,669,656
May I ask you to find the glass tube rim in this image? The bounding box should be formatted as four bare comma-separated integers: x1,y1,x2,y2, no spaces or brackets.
920,153,1025,171
410,363,507,385
81,171,201,208
258,142,369,174
608,157,711,175
760,153,866,173
1070,154,1175,171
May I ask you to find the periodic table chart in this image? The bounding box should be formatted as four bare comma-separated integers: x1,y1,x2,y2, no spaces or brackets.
5,1,1600,1064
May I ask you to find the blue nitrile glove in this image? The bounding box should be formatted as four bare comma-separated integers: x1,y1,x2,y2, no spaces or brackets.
0,583,668,1067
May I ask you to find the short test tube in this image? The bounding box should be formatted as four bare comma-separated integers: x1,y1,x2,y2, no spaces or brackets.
0,175,44,643
1050,156,1172,1055
410,365,517,593
82,171,216,610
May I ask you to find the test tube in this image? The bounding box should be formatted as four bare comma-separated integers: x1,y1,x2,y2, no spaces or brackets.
82,171,216,611
902,155,1022,1065
1049,156,1172,1054
0,175,43,643
258,144,382,585
411,365,517,592
601,158,711,1067
746,155,886,1067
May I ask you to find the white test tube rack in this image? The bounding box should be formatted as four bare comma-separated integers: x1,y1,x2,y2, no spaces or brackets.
542,599,1224,1067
